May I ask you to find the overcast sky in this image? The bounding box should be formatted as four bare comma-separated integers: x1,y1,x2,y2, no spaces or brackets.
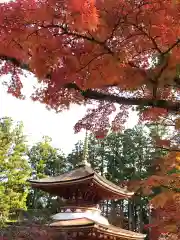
0,73,138,154
0,74,88,154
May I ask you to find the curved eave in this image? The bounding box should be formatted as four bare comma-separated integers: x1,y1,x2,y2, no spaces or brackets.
29,166,134,199
93,173,134,198
49,221,146,240
29,175,134,199
28,174,93,185
94,223,146,240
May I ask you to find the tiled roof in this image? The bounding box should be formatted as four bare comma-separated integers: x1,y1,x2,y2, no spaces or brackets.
29,166,134,198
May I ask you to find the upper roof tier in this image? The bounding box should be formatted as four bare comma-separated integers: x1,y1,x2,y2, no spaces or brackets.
29,165,134,203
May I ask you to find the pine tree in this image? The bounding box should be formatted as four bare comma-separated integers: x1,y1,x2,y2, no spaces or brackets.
0,117,31,224
67,125,165,234
66,141,84,170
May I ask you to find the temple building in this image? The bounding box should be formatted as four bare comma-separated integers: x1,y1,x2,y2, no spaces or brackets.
29,133,146,240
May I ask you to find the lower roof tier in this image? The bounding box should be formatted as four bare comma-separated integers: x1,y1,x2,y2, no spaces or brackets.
49,207,146,240
49,221,146,240
29,166,133,202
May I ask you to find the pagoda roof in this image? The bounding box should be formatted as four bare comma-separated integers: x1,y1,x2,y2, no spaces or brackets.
49,220,146,240
29,165,134,199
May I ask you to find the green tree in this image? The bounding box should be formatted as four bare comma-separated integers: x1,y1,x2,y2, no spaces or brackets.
94,127,153,232
67,136,105,172
26,136,66,210
0,117,31,224
66,141,84,170
67,125,165,236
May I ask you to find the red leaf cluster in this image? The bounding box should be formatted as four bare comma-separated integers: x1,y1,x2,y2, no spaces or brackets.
0,0,179,132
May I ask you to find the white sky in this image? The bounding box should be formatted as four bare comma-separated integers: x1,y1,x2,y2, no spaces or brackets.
0,74,138,154
0,75,87,154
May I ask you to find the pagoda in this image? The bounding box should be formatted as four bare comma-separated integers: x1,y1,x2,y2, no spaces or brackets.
29,134,146,240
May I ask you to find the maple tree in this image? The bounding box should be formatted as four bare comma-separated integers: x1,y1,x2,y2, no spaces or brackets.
1,222,66,240
0,0,180,238
143,152,180,239
0,0,179,135
128,116,180,239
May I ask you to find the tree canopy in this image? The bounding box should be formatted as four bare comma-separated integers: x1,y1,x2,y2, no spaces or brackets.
26,136,66,210
0,117,31,224
0,0,180,238
0,0,179,135
0,116,178,239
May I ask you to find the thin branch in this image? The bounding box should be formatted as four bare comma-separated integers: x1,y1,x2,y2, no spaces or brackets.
155,146,180,152
162,38,180,56
0,55,29,71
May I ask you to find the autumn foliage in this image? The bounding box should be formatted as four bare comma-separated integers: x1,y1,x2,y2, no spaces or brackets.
1,223,66,240
129,136,180,239
0,0,180,238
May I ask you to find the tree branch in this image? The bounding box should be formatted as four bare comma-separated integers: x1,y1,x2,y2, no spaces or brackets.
155,146,180,152
65,83,180,112
82,90,180,112
0,55,29,71
0,55,180,112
